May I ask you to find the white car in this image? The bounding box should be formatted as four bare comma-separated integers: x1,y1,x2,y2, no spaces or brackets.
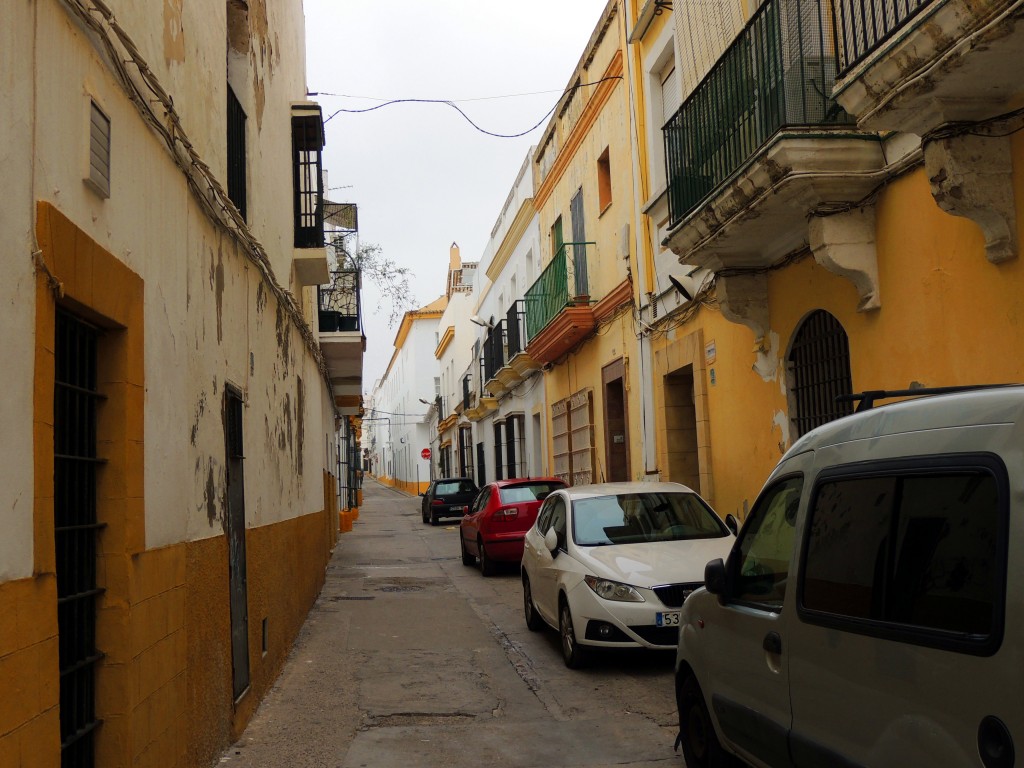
521,482,735,668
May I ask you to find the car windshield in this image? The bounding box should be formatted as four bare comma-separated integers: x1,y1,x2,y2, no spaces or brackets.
572,492,728,546
498,482,564,504
436,480,474,495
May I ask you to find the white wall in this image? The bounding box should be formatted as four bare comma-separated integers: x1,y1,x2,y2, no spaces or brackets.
1,0,336,578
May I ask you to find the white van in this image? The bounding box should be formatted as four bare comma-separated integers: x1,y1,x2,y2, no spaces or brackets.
675,386,1021,768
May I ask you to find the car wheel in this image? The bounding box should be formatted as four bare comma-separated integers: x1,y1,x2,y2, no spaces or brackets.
478,538,496,577
460,534,475,567
677,673,727,768
523,575,544,632
422,508,429,524
558,597,588,669
430,511,439,526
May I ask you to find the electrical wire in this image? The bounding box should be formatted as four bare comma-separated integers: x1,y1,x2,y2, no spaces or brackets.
321,75,624,138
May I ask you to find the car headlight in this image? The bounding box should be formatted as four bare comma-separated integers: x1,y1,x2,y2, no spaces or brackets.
584,575,645,602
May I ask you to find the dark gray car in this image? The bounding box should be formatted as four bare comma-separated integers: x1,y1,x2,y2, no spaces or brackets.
421,477,479,525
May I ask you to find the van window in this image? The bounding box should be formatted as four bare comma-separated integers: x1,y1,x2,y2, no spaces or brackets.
732,476,802,611
801,466,1003,650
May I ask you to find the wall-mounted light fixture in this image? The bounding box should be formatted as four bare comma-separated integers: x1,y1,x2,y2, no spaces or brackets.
469,315,493,329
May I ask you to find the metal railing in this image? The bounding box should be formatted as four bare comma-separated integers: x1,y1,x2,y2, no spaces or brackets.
482,320,507,383
462,373,472,411
664,0,853,227
506,299,527,357
524,242,593,339
832,0,929,74
318,269,361,333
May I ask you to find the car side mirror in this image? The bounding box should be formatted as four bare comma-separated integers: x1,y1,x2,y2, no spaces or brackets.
543,528,559,555
725,514,739,535
704,558,727,598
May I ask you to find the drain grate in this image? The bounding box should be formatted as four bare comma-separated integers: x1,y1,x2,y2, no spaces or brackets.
377,585,423,593
327,595,376,601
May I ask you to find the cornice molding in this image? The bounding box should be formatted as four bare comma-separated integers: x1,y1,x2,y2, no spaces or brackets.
487,198,536,282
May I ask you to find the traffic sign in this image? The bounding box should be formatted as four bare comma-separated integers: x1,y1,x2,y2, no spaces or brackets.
421,448,431,460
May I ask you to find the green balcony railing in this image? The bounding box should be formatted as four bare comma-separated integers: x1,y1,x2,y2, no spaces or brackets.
664,0,853,228
524,242,593,340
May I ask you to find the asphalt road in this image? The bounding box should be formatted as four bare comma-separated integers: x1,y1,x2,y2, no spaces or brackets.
219,478,685,767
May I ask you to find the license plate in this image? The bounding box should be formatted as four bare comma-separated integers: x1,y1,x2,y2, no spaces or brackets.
656,612,680,627
451,506,466,513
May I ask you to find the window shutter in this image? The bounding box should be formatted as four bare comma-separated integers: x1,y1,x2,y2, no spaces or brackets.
88,101,111,197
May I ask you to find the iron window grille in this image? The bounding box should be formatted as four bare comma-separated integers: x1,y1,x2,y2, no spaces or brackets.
459,427,474,478
54,309,107,768
788,309,854,437
494,423,505,481
226,86,247,220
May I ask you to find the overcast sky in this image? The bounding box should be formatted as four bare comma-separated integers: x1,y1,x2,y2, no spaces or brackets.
303,0,611,393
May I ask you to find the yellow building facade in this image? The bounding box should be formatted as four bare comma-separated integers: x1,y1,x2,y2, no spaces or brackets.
527,0,646,486
624,0,1024,519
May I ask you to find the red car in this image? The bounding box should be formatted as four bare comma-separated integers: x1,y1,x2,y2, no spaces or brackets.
460,478,567,576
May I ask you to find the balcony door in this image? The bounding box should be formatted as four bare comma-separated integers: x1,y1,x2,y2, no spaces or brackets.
570,189,588,297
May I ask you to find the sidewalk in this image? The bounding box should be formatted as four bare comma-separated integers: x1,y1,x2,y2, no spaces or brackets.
218,478,416,766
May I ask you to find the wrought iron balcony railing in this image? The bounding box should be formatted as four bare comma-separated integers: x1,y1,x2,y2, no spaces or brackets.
462,373,472,411
506,299,527,358
832,0,928,75
664,0,853,227
318,269,361,333
482,321,507,384
524,242,593,339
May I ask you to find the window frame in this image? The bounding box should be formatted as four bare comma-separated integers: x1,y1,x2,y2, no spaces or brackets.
796,453,1009,657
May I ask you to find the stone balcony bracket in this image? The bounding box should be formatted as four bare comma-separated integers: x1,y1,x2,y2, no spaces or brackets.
809,208,881,311
924,132,1018,264
716,272,771,354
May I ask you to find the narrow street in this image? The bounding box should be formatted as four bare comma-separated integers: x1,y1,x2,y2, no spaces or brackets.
219,478,683,767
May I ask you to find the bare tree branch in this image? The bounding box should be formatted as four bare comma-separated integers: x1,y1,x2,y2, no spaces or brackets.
329,236,415,327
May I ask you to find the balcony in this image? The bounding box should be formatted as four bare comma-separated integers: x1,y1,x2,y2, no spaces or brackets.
291,102,330,287
524,242,597,364
482,321,509,397
462,367,496,422
317,269,364,414
663,0,891,276
503,300,542,382
832,0,1024,134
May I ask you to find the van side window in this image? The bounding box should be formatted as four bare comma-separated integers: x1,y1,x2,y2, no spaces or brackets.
733,476,803,611
802,467,1003,649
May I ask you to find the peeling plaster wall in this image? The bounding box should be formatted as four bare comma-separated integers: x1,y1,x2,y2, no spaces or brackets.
14,0,333,551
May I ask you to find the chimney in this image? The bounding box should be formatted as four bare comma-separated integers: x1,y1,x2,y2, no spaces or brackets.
449,242,461,271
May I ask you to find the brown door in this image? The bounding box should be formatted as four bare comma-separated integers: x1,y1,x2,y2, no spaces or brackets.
602,359,630,482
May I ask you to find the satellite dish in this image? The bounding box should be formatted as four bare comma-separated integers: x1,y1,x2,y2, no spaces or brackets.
668,274,694,301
